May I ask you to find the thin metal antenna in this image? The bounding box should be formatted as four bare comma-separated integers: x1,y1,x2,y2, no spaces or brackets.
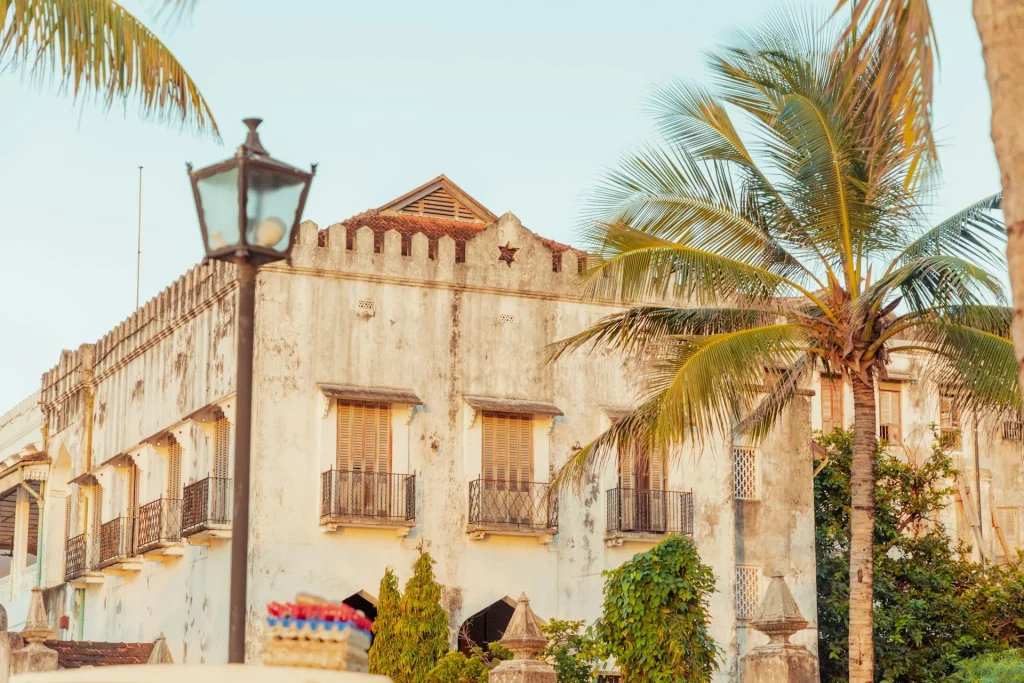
135,166,143,309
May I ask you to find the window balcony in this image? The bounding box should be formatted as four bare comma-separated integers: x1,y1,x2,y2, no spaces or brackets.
467,478,558,543
605,488,694,547
319,469,416,536
181,477,232,544
136,498,184,558
64,533,104,586
1003,421,1023,441
98,517,143,573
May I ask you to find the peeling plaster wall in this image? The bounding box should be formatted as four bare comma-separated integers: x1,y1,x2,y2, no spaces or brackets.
245,214,818,680
0,392,42,461
808,354,1024,566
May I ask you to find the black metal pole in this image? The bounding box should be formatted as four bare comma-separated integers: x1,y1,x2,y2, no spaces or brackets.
228,258,257,663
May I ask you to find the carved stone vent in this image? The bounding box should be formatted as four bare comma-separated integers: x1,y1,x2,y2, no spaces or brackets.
357,300,376,317
736,565,761,620
733,446,759,500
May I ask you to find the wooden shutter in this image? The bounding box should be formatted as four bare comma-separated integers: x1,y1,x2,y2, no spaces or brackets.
482,413,533,484
168,441,182,500
822,377,842,433
214,416,230,480
649,450,664,491
619,446,635,489
879,387,901,440
337,401,391,473
999,508,1019,550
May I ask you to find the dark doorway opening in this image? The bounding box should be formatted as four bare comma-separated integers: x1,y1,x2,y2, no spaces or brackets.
343,592,378,622
458,599,515,653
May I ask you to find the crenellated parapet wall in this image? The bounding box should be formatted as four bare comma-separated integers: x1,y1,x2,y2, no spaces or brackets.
0,392,43,461
286,212,587,299
91,260,236,381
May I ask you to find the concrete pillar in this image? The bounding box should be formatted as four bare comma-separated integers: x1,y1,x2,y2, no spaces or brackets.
11,488,30,592
11,588,58,676
489,594,556,683
0,604,12,683
740,573,818,683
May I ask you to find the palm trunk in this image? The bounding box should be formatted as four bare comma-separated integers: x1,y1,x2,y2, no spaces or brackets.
973,0,1024,401
849,374,876,683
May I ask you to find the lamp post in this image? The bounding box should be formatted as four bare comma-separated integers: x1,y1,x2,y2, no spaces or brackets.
187,118,316,663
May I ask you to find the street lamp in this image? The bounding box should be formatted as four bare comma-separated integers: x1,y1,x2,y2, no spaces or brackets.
187,118,316,663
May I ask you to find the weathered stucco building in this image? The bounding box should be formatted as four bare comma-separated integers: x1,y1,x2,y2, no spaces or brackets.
2,175,1013,680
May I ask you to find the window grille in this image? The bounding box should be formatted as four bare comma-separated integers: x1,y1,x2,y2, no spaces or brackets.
733,447,759,500
482,412,533,485
64,497,72,541
215,417,231,481
499,314,517,325
736,565,761,620
337,402,391,473
455,241,466,263
551,252,562,273
92,485,103,532
357,300,376,316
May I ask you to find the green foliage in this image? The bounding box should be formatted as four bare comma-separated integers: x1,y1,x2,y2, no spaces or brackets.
424,644,511,683
369,568,403,678
425,651,489,683
399,551,451,683
596,535,720,682
815,429,1024,682
540,619,601,683
948,650,1024,683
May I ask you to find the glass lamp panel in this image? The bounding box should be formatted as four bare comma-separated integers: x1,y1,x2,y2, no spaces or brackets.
245,166,306,253
196,168,241,252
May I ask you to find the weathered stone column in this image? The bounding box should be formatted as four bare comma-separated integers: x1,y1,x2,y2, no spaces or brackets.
0,604,13,683
11,588,58,675
740,573,819,683
489,594,556,683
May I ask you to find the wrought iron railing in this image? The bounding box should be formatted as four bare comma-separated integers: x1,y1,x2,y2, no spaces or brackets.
606,488,693,536
182,477,232,537
98,517,136,567
136,498,183,553
320,470,415,523
467,479,558,531
64,533,88,580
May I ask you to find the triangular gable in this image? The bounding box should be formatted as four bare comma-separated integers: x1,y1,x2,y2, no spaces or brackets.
378,175,497,224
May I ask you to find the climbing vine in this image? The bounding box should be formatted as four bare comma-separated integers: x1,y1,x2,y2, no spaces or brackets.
596,535,721,682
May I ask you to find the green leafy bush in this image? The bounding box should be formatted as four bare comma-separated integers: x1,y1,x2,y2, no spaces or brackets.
540,619,601,683
368,567,403,679
596,535,720,682
425,644,511,683
948,650,1024,682
815,429,1024,682
399,551,450,682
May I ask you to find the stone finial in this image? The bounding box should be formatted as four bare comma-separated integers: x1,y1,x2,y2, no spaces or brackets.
21,588,54,645
491,594,556,683
497,594,547,660
750,573,809,648
147,633,174,664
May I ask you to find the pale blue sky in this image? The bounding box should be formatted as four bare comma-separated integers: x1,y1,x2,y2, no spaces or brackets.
0,0,998,410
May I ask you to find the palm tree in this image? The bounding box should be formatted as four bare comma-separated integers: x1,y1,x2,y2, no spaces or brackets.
834,0,1024,446
0,0,216,134
550,15,1010,683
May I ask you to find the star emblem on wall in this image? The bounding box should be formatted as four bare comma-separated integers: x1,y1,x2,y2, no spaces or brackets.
497,242,520,267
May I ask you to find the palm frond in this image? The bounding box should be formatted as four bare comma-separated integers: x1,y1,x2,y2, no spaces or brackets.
911,323,1021,417
860,255,1006,321
891,192,1005,270
738,355,816,442
0,0,218,136
546,306,778,363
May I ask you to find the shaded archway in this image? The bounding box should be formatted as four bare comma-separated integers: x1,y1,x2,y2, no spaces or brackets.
457,598,516,653
343,590,378,622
